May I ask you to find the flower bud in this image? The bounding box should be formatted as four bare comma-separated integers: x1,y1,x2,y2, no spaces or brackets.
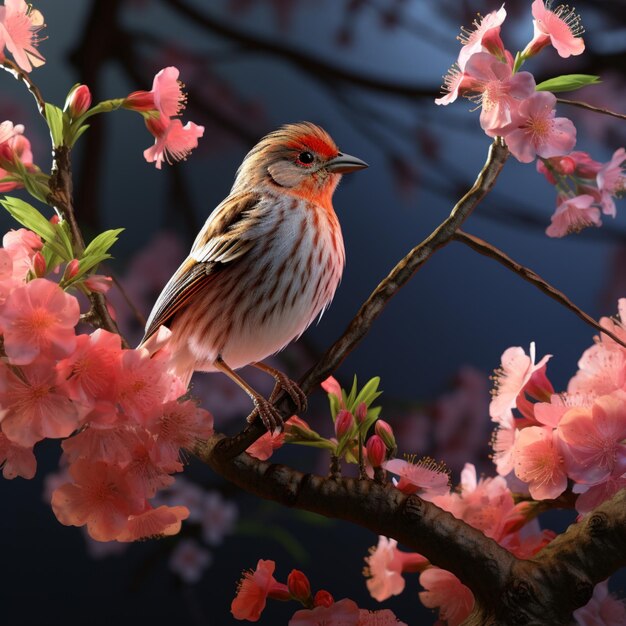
50,214,60,225
355,401,367,423
63,259,80,281
375,419,396,452
366,435,386,468
123,90,156,112
84,274,112,293
65,84,92,118
335,409,355,441
32,251,46,278
287,569,311,604
313,590,334,608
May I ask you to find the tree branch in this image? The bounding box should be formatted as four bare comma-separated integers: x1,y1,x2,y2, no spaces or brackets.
1,60,46,116
557,97,626,122
454,230,626,350
215,138,509,459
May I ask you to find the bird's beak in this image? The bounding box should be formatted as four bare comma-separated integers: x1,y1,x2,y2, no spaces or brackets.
326,152,369,174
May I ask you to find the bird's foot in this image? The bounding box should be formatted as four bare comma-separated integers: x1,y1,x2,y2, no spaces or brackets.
247,395,284,433
268,371,307,414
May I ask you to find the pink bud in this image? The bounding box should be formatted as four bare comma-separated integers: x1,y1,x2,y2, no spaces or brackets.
355,401,367,423
123,90,156,112
64,259,80,280
50,214,60,225
66,85,92,118
314,590,334,608
375,419,396,451
555,156,576,175
366,435,386,468
335,409,355,440
84,274,112,293
32,251,46,277
287,569,311,603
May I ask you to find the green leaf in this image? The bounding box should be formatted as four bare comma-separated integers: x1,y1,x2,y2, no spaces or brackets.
345,375,358,408
353,376,382,409
289,439,336,451
83,228,124,259
68,123,90,147
45,103,65,146
1,196,56,241
535,74,601,93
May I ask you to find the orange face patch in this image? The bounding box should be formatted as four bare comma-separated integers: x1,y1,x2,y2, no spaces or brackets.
287,133,338,159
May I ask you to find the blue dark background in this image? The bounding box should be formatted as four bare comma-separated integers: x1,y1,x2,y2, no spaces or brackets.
1,0,625,624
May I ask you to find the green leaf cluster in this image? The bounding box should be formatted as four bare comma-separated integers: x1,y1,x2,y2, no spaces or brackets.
535,74,601,93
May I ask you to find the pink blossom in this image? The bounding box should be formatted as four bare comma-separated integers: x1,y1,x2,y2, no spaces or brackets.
0,278,79,365
51,459,144,541
492,425,517,476
2,227,42,281
246,428,285,460
462,52,536,135
289,598,360,626
435,63,472,106
83,274,113,293
419,567,474,626
546,194,602,238
0,0,46,72
597,148,625,218
358,609,408,626
558,393,626,485
231,559,289,622
513,426,568,499
168,538,212,583
143,115,204,169
200,491,238,545
573,580,626,626
0,121,34,191
364,536,428,602
124,66,186,117
0,360,81,446
503,92,576,163
457,5,507,69
62,421,137,465
384,457,450,500
574,475,626,515
118,505,189,542
321,376,344,407
0,428,36,478
524,0,585,59
490,343,552,426
56,329,123,406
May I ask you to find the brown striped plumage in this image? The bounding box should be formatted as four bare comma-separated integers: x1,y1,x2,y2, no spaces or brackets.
142,122,367,429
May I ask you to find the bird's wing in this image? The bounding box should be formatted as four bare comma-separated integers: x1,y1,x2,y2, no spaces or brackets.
141,191,263,343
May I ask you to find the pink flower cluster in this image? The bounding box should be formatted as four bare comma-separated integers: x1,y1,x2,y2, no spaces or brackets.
436,1,579,163
123,66,205,169
231,559,407,624
537,149,625,237
0,0,45,72
363,463,554,625
490,306,626,515
0,119,34,192
0,229,214,541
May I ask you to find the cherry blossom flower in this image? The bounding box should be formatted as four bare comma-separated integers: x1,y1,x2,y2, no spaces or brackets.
419,567,474,626
457,4,507,69
558,393,626,485
0,120,34,191
524,0,585,59
358,609,408,625
502,92,576,163
321,376,344,408
573,475,626,515
231,559,289,622
2,227,42,282
364,536,428,602
168,538,212,583
246,427,285,460
51,459,144,541
143,114,204,169
489,343,552,426
0,428,35,478
435,63,473,106
0,0,46,72
200,491,238,545
462,52,536,135
0,278,79,365
492,424,517,476
513,426,568,499
597,148,625,218
573,580,626,626
118,505,189,542
62,422,138,465
289,598,360,626
124,66,186,118
546,194,601,238
383,457,450,500
0,359,81,446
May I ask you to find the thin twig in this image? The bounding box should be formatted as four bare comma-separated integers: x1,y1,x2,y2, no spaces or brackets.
1,60,46,116
213,139,509,459
557,97,626,121
454,230,626,350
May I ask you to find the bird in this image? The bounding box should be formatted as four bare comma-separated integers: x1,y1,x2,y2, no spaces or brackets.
141,122,368,431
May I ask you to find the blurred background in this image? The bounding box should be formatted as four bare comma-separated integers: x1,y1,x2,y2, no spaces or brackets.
1,0,625,624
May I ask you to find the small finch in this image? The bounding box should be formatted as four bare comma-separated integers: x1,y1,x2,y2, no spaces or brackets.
142,122,367,430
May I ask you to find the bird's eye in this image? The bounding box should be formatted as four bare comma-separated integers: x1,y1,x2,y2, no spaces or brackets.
297,151,315,165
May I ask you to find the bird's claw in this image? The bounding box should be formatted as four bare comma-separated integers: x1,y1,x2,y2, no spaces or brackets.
268,373,307,414
247,396,284,433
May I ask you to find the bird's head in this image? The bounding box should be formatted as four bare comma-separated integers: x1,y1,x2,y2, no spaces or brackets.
231,122,368,208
